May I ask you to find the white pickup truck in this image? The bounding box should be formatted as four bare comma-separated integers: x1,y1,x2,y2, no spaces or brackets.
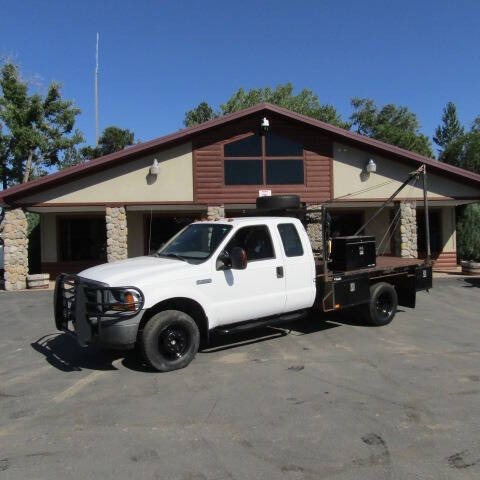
55,210,432,372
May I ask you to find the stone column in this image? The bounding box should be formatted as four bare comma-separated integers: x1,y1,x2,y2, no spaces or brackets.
394,200,418,258
2,208,29,291
206,205,225,221
106,206,128,262
305,204,324,257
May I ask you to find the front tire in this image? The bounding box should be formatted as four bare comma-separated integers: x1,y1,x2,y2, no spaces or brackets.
140,310,200,372
363,282,398,326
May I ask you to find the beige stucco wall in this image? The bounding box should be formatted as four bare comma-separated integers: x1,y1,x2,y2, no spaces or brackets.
364,207,392,254
333,143,480,200
23,143,193,204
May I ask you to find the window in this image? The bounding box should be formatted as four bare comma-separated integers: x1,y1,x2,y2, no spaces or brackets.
278,223,304,257
224,225,275,261
59,217,107,262
158,223,232,262
223,132,304,185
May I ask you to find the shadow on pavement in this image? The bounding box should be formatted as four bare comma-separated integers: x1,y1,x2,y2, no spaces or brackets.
463,277,480,288
31,333,147,373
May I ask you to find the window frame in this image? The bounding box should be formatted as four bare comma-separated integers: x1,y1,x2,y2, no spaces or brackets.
222,132,306,187
219,224,276,264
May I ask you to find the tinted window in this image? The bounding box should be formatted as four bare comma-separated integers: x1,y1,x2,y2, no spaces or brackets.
266,159,304,184
225,159,263,185
224,135,262,157
224,225,275,261
278,224,304,257
265,132,303,156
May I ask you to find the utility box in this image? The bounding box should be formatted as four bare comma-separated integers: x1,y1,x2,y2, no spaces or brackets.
331,236,376,272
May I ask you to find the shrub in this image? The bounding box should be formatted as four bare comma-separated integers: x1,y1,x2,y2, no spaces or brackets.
457,203,480,262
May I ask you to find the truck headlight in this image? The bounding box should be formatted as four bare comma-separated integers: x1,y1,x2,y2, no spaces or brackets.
106,288,143,313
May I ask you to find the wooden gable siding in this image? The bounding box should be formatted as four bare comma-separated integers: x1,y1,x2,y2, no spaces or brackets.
193,113,333,204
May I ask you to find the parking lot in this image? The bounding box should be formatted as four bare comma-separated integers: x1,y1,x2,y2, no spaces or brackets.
0,276,479,479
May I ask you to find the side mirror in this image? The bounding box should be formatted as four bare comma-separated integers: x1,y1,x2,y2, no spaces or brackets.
230,247,248,270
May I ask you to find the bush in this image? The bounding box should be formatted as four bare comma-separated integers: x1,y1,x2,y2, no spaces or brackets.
457,203,480,262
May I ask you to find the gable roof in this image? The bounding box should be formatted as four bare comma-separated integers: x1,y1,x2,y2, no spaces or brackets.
2,102,480,206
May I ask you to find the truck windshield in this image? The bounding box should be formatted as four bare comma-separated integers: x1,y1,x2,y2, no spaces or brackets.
155,223,232,263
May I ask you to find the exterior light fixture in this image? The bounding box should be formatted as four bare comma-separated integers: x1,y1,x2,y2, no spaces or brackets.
150,158,160,176
261,117,269,133
365,158,376,173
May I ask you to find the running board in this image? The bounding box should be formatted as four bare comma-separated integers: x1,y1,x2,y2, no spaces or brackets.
213,310,307,335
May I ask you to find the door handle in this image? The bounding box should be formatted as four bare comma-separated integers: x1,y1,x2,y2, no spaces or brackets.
276,266,284,278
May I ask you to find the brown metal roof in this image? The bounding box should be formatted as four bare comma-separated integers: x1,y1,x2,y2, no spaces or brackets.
2,102,480,206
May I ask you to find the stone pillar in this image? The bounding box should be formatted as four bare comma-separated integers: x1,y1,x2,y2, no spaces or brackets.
394,200,418,258
2,208,29,291
106,206,128,262
206,205,225,221
305,204,324,257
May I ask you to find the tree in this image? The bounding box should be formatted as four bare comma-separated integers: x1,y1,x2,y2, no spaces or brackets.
349,98,433,157
183,83,349,129
433,102,464,157
81,126,135,160
442,129,480,173
457,203,480,262
0,62,83,187
183,101,216,127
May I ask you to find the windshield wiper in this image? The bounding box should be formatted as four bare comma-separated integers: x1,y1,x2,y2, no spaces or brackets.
155,253,187,262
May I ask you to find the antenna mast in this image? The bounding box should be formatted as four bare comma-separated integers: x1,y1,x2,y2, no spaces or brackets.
95,32,99,146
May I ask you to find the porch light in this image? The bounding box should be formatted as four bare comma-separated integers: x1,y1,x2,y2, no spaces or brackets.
261,117,270,133
150,158,160,176
365,158,377,173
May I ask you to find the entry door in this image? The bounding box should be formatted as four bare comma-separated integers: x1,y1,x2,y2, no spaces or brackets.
210,225,286,326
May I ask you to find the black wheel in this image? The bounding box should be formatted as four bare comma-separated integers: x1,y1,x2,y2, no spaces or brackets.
256,194,300,211
140,310,200,372
363,282,398,326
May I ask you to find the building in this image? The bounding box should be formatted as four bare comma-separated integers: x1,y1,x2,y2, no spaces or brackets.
1,103,480,290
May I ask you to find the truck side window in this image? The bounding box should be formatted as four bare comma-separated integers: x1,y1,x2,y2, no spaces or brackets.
225,225,275,261
278,223,304,257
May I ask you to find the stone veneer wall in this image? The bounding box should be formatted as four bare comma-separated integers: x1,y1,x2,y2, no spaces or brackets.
305,204,324,257
106,206,128,262
206,205,225,221
2,208,29,291
394,200,418,258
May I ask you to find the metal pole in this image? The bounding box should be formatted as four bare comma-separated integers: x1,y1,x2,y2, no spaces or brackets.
423,164,431,265
95,33,99,146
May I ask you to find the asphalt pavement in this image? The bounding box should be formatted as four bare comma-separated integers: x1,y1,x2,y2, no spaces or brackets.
0,276,479,479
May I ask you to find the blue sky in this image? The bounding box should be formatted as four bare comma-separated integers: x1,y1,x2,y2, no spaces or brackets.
1,0,479,150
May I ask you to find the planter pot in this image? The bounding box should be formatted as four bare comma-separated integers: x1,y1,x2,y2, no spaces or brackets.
461,260,480,275
27,273,50,289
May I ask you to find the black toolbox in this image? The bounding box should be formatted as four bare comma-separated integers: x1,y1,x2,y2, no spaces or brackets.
331,236,376,271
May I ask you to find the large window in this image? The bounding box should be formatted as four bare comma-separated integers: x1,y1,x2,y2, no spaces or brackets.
224,132,304,186
223,225,275,261
59,217,107,262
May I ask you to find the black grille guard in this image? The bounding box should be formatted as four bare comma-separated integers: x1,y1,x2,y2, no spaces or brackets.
54,273,144,346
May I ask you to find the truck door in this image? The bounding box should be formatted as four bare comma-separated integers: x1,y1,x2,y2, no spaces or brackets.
211,225,286,326
276,222,316,311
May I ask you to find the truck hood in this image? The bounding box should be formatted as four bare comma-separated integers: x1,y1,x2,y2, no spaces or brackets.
78,256,192,287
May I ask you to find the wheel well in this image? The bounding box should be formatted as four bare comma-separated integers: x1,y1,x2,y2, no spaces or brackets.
138,297,210,347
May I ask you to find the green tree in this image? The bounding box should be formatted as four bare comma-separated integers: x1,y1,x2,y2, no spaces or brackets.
184,83,349,129
0,62,83,187
81,126,135,160
457,203,480,262
183,101,216,127
442,129,480,173
433,102,464,157
349,98,433,157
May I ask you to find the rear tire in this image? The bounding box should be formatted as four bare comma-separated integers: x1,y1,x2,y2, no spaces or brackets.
140,310,200,372
363,282,398,326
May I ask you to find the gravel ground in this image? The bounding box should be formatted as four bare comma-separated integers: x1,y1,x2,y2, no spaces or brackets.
0,276,479,479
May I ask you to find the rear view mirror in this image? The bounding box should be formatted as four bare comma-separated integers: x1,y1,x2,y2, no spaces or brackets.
231,247,248,270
